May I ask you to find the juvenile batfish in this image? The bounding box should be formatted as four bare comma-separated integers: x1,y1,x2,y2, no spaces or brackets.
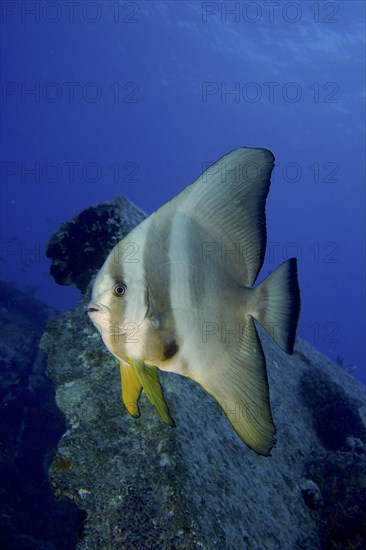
88,147,300,455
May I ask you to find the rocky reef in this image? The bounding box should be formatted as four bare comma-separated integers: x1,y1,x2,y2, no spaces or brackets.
39,195,366,549
0,281,84,549
45,196,146,293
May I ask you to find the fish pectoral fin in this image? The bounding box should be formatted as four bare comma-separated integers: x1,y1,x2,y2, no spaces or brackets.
149,308,187,332
133,362,176,427
119,360,142,418
194,316,276,456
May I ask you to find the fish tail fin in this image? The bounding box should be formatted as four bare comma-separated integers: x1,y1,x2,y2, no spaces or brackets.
253,258,301,354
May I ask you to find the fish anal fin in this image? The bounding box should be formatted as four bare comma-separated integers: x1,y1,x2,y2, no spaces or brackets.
119,361,142,418
193,316,276,456
133,362,176,427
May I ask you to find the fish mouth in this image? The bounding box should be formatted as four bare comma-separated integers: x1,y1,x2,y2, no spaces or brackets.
87,302,109,316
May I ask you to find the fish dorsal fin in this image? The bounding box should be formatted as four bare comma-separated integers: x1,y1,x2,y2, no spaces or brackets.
161,147,274,287
133,362,176,427
193,316,276,455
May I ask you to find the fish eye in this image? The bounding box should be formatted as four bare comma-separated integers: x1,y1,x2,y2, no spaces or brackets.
113,283,127,297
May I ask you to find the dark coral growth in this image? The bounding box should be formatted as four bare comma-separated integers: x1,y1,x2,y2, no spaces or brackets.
304,446,366,549
300,369,366,451
0,281,84,549
45,196,146,292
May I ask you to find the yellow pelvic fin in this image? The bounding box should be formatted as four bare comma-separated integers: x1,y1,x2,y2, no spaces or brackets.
119,361,142,418
133,362,176,427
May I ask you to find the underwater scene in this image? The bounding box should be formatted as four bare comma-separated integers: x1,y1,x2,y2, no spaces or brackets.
1,1,365,549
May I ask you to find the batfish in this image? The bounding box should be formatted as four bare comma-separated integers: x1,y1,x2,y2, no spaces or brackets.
88,147,300,455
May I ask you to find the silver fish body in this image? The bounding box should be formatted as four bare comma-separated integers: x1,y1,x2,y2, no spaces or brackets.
88,147,301,455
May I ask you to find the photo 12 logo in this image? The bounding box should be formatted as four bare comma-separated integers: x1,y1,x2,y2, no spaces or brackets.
1,81,139,104
200,240,340,265
201,2,340,24
201,81,339,104
1,1,140,24
1,161,140,185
